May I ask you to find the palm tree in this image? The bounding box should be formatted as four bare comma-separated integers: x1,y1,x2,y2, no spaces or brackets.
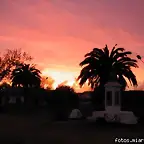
11,63,41,88
77,44,138,90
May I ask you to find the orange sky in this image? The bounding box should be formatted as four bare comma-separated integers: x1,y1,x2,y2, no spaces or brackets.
0,0,144,92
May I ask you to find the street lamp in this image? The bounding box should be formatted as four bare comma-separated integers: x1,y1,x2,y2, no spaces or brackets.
132,51,144,63
136,55,144,63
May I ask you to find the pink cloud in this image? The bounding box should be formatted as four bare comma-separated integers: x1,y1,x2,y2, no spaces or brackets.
0,0,144,90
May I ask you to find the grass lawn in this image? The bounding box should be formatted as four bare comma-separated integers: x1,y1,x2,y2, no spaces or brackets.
0,112,143,144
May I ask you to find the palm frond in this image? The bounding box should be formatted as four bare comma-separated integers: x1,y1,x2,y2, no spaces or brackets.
113,51,132,60
78,44,138,89
103,44,109,57
110,46,125,58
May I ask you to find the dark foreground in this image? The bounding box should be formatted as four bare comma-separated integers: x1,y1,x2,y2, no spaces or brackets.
0,112,144,144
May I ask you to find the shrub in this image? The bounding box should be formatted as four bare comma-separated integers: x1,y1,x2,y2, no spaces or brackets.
49,86,79,121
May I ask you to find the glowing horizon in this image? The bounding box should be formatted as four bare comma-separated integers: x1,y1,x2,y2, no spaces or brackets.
41,69,81,91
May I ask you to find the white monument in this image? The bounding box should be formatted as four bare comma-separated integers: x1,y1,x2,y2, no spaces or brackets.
87,71,138,124
105,81,121,114
100,72,121,122
104,72,138,124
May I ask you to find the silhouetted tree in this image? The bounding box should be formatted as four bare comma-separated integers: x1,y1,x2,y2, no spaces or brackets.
78,44,138,109
77,44,138,90
51,85,79,121
0,48,32,81
11,63,41,88
56,85,75,92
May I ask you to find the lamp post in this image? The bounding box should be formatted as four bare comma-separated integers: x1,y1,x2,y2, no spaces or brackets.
136,54,144,63
132,51,144,63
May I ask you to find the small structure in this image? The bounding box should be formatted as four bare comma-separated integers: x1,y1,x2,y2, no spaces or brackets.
104,80,121,122
87,71,138,124
105,81,121,114
69,109,83,119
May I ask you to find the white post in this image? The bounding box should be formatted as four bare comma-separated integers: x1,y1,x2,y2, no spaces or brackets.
104,82,121,114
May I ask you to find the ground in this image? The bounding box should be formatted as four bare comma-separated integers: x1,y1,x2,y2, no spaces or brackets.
0,112,143,144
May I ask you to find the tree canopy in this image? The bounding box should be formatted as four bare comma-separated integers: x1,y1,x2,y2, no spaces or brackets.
0,48,32,81
11,63,41,88
77,44,138,90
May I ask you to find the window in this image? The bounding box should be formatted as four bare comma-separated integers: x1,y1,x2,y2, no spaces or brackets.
106,91,112,106
115,91,120,105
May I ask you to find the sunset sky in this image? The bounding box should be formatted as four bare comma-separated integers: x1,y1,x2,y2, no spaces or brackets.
0,0,144,92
